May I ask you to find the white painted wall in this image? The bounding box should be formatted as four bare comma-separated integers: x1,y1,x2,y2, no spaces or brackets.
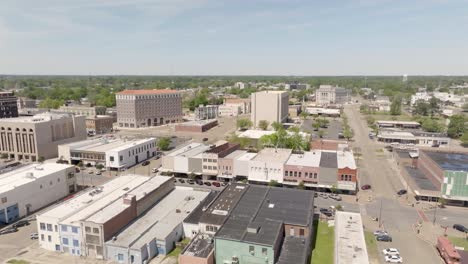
105,139,156,169
248,161,284,183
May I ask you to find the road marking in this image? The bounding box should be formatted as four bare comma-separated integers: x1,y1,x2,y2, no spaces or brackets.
359,204,367,216
417,209,429,222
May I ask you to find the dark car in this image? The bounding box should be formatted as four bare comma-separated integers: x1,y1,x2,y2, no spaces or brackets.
141,161,150,166
453,224,468,233
0,227,18,235
320,208,333,217
178,179,185,183
187,179,195,185
397,189,407,196
212,181,221,187
196,180,203,185
12,220,30,228
204,181,212,186
376,234,393,242
202,137,208,142
361,184,371,190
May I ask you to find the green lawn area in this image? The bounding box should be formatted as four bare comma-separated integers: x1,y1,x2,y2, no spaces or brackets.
364,231,379,261
7,260,30,264
311,221,334,264
448,236,468,249
165,238,191,259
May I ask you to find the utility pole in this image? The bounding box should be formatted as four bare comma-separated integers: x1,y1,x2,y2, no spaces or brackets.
378,199,383,228
432,202,438,225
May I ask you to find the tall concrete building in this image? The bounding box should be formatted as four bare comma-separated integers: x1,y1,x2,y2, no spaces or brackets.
251,91,289,127
0,113,86,161
116,89,183,128
0,92,18,118
316,85,350,106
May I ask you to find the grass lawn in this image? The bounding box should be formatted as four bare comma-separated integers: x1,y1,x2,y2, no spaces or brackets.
448,236,468,249
364,231,379,261
311,221,334,264
7,260,30,264
165,238,191,259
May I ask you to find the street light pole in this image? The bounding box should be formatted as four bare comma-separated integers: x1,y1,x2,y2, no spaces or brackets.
432,202,438,225
378,199,383,228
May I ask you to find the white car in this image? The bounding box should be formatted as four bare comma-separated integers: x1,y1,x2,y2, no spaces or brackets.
30,233,39,240
382,248,400,256
385,255,403,263
374,230,389,236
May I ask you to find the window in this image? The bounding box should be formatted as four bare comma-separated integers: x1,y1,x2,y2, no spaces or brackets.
55,225,58,232
85,226,91,233
285,171,288,176
61,225,67,232
294,171,297,177
93,227,99,234
117,253,124,261
40,223,46,230
48,235,52,242
131,255,135,263
73,239,79,247
299,228,305,237
55,244,60,251
1,197,6,203
110,156,114,162
71,227,78,233
262,248,267,256
62,238,69,245
47,224,52,231
119,155,123,161
249,245,255,255
41,234,44,241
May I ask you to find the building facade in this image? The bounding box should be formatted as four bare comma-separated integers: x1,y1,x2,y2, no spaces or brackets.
55,105,106,117
251,91,289,127
195,105,218,120
175,120,218,133
0,163,76,224
85,115,114,134
316,85,350,106
0,92,18,118
0,113,86,161
116,89,183,128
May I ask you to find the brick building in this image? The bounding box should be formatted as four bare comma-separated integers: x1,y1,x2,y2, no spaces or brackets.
0,92,18,118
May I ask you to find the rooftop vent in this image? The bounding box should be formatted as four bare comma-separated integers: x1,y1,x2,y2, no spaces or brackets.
268,203,275,208
247,225,260,234
34,166,44,170
176,209,181,213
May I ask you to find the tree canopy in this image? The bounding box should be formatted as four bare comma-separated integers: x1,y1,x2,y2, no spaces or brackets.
157,138,171,151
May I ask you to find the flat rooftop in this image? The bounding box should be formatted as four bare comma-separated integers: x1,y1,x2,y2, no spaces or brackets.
106,187,209,249
39,175,148,221
223,150,247,160
378,130,415,139
277,236,309,264
181,234,214,258
336,150,357,170
177,119,217,127
252,148,292,163
425,151,468,172
215,186,314,246
286,152,321,167
236,152,257,161
0,112,74,123
184,191,219,224
376,120,420,125
198,183,248,226
320,151,338,168
404,166,439,191
167,143,203,157
334,212,369,264
0,163,73,194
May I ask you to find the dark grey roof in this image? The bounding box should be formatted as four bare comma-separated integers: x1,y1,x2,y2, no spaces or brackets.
425,151,468,172
319,151,337,168
198,183,248,226
215,185,315,246
277,236,310,264
404,166,439,191
184,191,219,224
181,234,214,258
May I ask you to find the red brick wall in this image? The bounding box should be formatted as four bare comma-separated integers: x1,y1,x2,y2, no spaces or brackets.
179,250,214,264
103,200,137,241
284,164,319,183
338,167,357,182
310,139,347,151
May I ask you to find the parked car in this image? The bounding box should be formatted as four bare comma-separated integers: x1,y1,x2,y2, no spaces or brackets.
397,189,407,196
187,179,195,185
221,182,227,186
204,181,212,186
453,224,468,233
95,171,102,175
382,248,400,256
12,220,30,228
385,255,403,263
142,161,150,166
30,233,39,240
361,184,371,190
178,179,185,183
151,168,159,173
374,230,389,236
319,208,333,217
212,182,221,187
196,180,203,185
330,194,342,201
376,235,393,242
202,137,208,142
88,170,94,174
0,228,18,235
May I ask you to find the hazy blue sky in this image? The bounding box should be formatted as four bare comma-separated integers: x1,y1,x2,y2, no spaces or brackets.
1,0,467,75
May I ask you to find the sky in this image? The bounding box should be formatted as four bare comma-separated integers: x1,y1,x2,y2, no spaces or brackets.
0,0,468,75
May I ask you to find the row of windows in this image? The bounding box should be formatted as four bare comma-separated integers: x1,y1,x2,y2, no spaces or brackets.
249,245,268,257
220,165,232,171
117,94,180,100
85,226,100,234
205,225,218,232
250,167,280,173
62,237,80,247
61,225,79,233
203,165,217,170
127,142,155,157
285,171,318,179
340,174,353,181
0,127,34,132
202,158,217,163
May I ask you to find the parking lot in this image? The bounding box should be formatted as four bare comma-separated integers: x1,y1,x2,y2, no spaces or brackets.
0,219,38,263
301,117,343,140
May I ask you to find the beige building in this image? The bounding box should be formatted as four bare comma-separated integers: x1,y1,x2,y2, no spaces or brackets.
85,115,114,134
116,90,183,128
55,105,106,117
0,113,86,161
316,85,350,106
251,91,289,127
218,98,251,117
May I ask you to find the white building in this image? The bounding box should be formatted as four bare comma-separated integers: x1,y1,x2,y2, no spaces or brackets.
316,85,350,106
161,143,210,175
248,148,292,183
194,105,218,120
334,212,369,264
58,137,157,170
235,82,245,89
233,152,257,178
218,98,251,117
0,163,75,224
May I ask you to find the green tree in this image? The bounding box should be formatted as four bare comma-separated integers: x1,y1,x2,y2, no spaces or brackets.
157,137,171,151
268,180,280,187
343,126,354,140
299,112,308,120
77,161,83,168
38,98,64,109
38,156,45,163
298,181,305,190
188,173,197,180
462,103,468,112
271,121,283,131
413,100,430,116
447,114,467,138
390,95,402,115
237,118,253,130
421,118,444,133
429,96,440,116
460,132,468,146
258,120,269,130
335,204,344,211
95,164,104,170
330,184,338,194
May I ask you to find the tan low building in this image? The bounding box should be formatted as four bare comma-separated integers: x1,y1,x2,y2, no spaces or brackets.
0,113,86,161
86,115,114,134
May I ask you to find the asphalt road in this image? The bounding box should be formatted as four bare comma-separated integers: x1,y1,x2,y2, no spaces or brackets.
345,104,442,264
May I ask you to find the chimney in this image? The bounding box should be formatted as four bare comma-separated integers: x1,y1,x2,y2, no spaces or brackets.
123,194,136,205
